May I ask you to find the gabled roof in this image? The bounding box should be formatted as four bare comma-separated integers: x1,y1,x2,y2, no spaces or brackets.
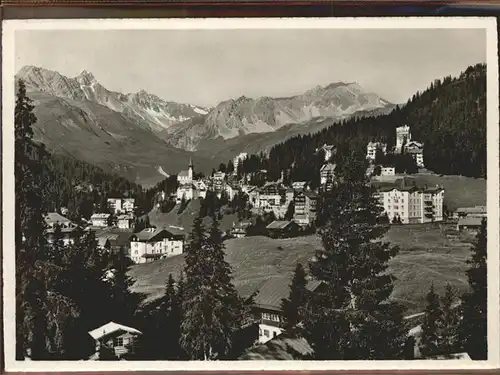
320,163,336,172
456,206,487,214
266,220,294,230
239,331,313,360
91,213,111,219
88,321,142,340
45,212,72,225
253,277,324,311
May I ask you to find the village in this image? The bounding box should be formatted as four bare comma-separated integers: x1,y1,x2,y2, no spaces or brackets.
42,124,487,360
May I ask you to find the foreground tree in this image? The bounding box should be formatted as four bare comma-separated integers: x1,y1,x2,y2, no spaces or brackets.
419,284,442,358
304,148,407,360
440,284,459,355
180,214,243,360
281,263,308,330
15,80,79,359
458,219,487,359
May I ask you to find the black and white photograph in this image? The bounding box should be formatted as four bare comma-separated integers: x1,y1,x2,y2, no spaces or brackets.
2,17,499,371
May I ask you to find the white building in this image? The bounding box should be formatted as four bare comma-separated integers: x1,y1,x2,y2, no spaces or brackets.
117,214,134,229
233,152,248,174
381,166,396,176
366,142,387,162
107,198,135,215
130,228,184,264
406,141,425,168
177,159,194,185
320,163,337,187
91,213,111,227
395,125,412,154
375,185,444,224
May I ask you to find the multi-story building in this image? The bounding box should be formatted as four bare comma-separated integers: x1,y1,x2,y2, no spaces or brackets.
107,198,135,215
293,191,318,226
376,185,444,224
320,163,337,190
91,213,111,227
129,227,184,264
366,141,387,162
251,277,326,344
117,214,134,229
233,152,248,174
44,212,79,245
395,125,412,154
405,141,425,168
212,171,226,193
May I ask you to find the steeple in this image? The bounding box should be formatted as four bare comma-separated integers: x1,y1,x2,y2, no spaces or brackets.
189,157,193,168
188,158,194,181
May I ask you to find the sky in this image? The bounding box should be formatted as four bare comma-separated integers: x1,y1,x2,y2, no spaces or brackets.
15,28,486,108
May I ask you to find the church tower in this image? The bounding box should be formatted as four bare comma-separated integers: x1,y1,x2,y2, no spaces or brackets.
188,158,194,181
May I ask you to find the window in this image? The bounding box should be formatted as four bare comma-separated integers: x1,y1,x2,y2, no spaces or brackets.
113,337,124,347
264,330,270,338
273,332,278,338
259,329,263,337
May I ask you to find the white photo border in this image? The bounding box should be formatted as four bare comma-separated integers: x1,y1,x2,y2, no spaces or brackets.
2,16,499,372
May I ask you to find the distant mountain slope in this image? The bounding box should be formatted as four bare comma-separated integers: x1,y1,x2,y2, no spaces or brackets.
161,82,394,151
22,90,214,187
17,65,208,134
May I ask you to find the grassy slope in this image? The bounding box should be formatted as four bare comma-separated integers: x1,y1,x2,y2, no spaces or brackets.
148,199,240,235
129,223,474,315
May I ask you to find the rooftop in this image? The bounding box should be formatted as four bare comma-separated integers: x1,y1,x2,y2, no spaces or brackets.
456,206,487,214
88,321,142,341
457,216,484,227
239,331,313,360
91,213,111,219
253,276,324,311
266,220,293,230
45,212,72,224
320,163,336,172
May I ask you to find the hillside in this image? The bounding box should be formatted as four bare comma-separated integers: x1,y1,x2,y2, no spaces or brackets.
239,63,486,182
161,82,394,151
149,199,241,235
129,223,473,315
19,87,216,187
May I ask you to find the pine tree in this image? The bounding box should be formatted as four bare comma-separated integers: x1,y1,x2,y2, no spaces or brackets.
180,213,242,360
15,80,79,359
281,263,308,330
458,218,487,359
284,201,295,221
440,284,459,355
419,284,442,358
304,149,406,360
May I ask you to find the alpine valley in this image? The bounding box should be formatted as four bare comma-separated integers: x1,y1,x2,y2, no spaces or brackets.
16,66,395,186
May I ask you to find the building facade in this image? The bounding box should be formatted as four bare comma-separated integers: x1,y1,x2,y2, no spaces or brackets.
293,191,318,226
381,166,396,176
44,212,79,245
395,125,412,154
91,213,111,227
366,141,387,162
376,185,444,224
130,228,184,264
405,141,425,168
320,163,337,190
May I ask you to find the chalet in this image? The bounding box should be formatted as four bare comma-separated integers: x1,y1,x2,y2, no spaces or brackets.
251,277,326,344
130,227,184,264
118,214,134,229
90,213,111,227
88,322,142,360
457,216,484,233
405,141,425,168
44,212,79,245
266,220,299,239
95,228,135,254
212,171,226,193
293,191,318,226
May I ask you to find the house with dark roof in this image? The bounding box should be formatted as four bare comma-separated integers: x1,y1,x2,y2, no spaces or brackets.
266,220,299,239
457,216,484,233
44,212,79,245
129,227,184,264
250,277,326,344
454,205,487,219
95,228,135,254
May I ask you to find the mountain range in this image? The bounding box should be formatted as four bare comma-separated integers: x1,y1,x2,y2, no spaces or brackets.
15,66,394,186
